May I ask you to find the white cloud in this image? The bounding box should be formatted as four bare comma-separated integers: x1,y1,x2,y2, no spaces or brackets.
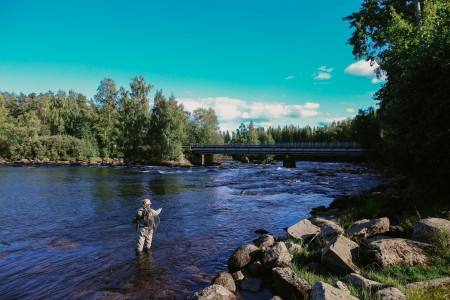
285,75,295,80
318,66,334,73
314,72,332,80
177,96,322,132
346,108,356,113
313,66,333,80
345,60,386,83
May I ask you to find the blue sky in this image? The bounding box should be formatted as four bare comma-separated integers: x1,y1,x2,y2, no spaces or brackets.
0,0,383,132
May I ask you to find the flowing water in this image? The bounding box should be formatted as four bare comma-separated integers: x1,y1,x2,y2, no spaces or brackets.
0,161,389,299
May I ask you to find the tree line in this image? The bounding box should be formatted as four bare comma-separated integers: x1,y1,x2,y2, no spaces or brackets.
0,76,379,163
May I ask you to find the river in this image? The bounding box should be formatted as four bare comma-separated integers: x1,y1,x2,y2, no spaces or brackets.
0,161,389,299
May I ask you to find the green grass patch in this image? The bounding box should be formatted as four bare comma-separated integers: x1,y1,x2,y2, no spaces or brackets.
406,284,450,300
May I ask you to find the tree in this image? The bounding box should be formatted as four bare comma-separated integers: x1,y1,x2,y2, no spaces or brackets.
119,76,153,158
149,90,188,161
93,78,120,157
188,108,223,144
344,0,450,189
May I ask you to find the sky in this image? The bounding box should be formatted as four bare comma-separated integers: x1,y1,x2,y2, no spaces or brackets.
0,0,384,132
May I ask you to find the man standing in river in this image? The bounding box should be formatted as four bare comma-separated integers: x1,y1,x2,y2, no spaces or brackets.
132,198,162,254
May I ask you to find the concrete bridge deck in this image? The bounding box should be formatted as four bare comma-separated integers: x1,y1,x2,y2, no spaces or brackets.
183,142,366,167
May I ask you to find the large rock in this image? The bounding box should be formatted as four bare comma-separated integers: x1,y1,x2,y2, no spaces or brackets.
405,277,450,289
342,273,381,290
318,223,345,242
321,235,360,275
346,218,390,241
310,281,358,300
411,217,450,246
272,267,311,300
261,242,293,269
287,219,320,241
212,272,236,293
366,238,434,267
375,287,407,300
253,234,276,249
228,244,261,272
188,284,236,300
309,217,341,228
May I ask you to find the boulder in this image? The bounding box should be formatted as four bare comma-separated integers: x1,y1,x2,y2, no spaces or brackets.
231,269,250,281
333,281,350,294
240,278,263,292
405,277,450,289
287,219,320,242
375,287,407,300
365,238,434,267
310,281,358,300
411,217,450,246
342,273,381,290
285,241,303,253
346,218,390,241
272,267,311,300
318,224,345,242
212,272,236,293
188,284,236,300
309,217,341,228
253,234,276,249
228,244,261,272
321,235,360,275
261,242,292,270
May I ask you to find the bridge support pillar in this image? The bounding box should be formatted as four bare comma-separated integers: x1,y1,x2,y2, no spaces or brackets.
189,153,204,166
283,155,296,168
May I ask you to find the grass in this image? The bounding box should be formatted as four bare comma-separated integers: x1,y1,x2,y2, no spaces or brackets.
287,228,450,300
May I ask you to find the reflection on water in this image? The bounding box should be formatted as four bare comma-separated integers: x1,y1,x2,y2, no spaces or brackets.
0,162,388,299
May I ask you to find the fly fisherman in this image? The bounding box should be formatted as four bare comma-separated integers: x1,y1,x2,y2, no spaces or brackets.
132,198,162,254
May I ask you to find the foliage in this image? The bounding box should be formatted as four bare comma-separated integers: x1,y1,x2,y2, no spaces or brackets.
344,0,450,195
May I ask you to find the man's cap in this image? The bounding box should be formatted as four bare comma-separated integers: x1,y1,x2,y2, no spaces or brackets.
142,198,152,205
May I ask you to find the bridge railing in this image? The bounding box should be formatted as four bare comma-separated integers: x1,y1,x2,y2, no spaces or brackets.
183,142,362,150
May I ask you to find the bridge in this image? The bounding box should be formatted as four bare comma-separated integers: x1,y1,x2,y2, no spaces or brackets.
183,142,366,167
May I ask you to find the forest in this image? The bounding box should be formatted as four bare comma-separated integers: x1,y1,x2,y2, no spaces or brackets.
0,76,379,164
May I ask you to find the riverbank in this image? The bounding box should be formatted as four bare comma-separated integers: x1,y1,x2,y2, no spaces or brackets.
189,178,450,300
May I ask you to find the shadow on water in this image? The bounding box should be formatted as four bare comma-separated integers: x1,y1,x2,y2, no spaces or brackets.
0,163,389,299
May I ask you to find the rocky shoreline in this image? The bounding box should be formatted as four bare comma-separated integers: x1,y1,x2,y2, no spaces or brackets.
0,157,194,168
188,183,450,300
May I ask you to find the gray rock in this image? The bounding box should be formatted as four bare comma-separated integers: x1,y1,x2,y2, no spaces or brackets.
321,235,360,275
269,297,283,300
240,278,263,292
188,284,236,300
285,241,303,253
346,218,390,241
253,234,276,249
333,281,350,294
231,269,250,281
318,223,345,242
261,242,293,269
375,287,407,300
342,273,381,290
366,238,434,267
405,277,450,289
228,244,261,272
287,219,320,242
212,272,236,293
272,267,311,300
309,217,341,228
310,281,359,300
411,217,450,246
